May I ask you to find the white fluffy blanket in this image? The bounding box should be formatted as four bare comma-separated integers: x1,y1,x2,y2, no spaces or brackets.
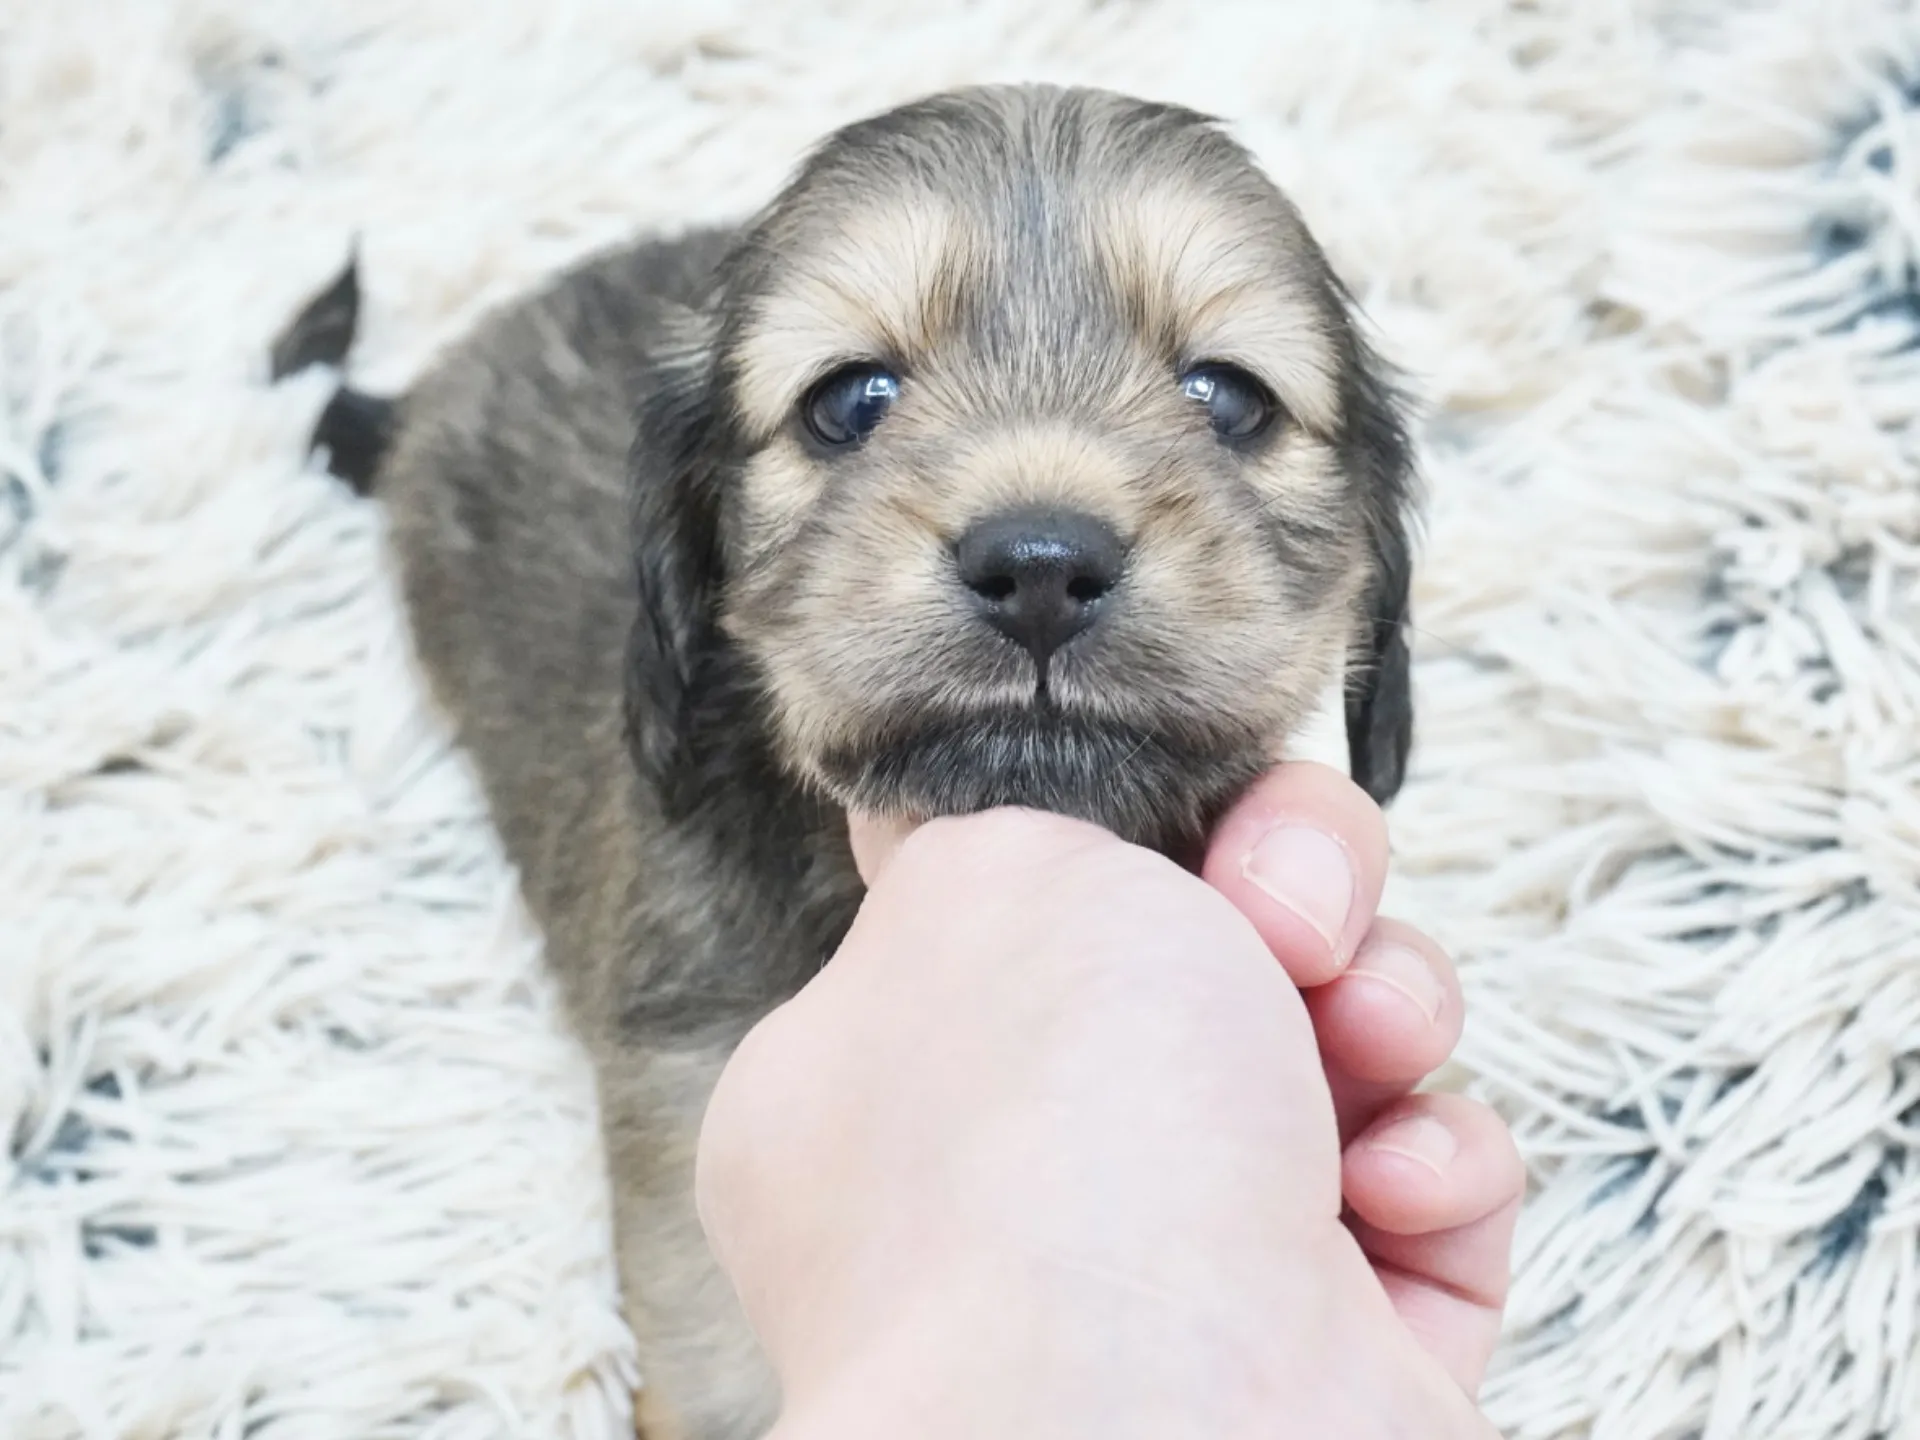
4,2,1917,1436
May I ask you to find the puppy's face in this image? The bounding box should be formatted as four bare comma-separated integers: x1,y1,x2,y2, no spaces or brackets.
637,87,1414,850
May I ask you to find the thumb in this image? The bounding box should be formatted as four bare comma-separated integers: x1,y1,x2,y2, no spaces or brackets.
845,810,925,886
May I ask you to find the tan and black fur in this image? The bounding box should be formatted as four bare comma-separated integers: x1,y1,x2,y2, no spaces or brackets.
277,86,1417,1439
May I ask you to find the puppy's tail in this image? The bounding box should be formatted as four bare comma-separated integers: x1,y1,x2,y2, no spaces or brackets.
308,386,396,497
268,248,398,496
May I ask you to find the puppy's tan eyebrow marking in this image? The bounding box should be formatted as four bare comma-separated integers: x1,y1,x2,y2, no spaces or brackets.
1097,183,1341,436
734,196,970,442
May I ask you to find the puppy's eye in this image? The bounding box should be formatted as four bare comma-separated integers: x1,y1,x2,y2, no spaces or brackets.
1180,365,1275,441
803,365,901,448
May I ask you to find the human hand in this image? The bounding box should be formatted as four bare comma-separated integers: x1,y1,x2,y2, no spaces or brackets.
696,765,1521,1439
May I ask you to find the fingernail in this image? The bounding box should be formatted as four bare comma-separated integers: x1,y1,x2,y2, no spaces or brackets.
1349,943,1446,1024
1240,824,1355,961
1364,1115,1458,1177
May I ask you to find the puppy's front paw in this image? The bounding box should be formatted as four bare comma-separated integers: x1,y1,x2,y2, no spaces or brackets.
633,1386,686,1440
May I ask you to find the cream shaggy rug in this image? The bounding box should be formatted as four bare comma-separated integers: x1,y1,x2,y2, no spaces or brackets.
4,1,1918,1437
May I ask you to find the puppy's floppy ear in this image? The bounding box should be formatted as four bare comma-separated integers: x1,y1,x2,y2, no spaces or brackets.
625,304,729,815
1337,318,1419,804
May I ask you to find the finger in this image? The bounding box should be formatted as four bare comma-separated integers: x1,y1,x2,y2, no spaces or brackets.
1341,1094,1526,1395
1344,1094,1523,1246
845,810,925,886
1309,920,1464,1144
1201,762,1389,987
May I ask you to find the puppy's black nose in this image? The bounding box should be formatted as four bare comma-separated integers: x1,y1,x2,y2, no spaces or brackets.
955,508,1126,664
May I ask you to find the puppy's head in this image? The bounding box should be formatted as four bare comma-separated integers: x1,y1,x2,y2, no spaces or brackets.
631,86,1415,851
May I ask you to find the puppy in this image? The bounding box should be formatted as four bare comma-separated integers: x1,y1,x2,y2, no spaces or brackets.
279,84,1416,1439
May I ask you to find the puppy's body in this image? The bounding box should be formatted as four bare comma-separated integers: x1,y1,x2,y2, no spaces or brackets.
376,234,855,1435
304,86,1416,1439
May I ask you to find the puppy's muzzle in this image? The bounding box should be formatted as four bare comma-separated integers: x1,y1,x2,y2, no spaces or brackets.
954,506,1127,666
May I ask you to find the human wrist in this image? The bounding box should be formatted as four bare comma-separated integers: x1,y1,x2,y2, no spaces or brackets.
763,1262,1007,1440
763,1241,1326,1440
764,1236,1505,1440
